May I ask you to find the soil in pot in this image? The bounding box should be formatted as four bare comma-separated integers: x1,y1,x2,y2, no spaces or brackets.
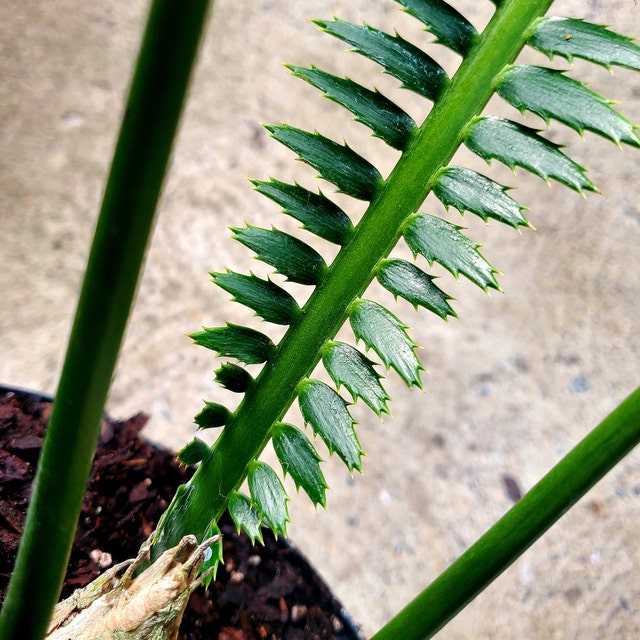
0,387,363,640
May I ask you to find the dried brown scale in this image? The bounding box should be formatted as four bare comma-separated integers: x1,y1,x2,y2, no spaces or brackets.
0,388,362,639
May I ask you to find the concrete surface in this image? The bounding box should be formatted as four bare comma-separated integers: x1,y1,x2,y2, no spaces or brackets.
2,1,640,637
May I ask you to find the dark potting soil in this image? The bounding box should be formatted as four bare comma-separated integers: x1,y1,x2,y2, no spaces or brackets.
0,387,362,640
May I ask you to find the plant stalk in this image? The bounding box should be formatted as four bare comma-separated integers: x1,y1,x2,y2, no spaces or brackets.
371,385,640,640
0,2,212,639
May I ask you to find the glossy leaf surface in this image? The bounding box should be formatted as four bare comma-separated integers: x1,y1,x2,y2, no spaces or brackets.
498,65,639,146
190,324,276,364
266,125,382,200
465,116,597,192
232,225,328,285
298,379,363,472
214,362,253,393
377,258,456,320
199,521,224,587
322,341,390,416
228,492,263,544
248,462,289,536
288,65,416,150
404,214,500,290
273,423,328,507
194,401,230,429
212,271,300,325
315,18,448,101
529,17,640,70
395,0,478,56
177,437,211,466
252,179,354,245
350,300,423,388
434,166,529,228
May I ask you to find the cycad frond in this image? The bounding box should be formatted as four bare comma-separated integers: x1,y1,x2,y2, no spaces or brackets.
151,0,640,577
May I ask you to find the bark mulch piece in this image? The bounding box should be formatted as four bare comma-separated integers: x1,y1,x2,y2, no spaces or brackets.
0,387,363,640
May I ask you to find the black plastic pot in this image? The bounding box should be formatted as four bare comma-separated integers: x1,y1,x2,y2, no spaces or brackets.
0,384,364,639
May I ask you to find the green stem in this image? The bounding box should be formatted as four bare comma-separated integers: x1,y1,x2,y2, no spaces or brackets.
152,0,554,556
0,2,211,639
371,385,640,640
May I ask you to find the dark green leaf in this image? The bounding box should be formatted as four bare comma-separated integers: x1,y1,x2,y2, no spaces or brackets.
189,324,276,364
315,18,448,101
287,65,416,150
403,213,500,290
232,225,328,285
298,379,363,472
434,166,529,228
228,492,263,544
377,258,456,320
200,520,224,587
214,362,253,393
248,462,289,536
177,438,211,466
212,270,300,325
349,300,423,388
252,179,354,245
498,65,639,147
465,116,597,193
395,0,478,56
529,17,640,70
194,401,230,429
266,125,382,200
322,341,390,416
273,423,328,507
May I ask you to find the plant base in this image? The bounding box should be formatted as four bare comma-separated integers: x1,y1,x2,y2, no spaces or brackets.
0,386,363,639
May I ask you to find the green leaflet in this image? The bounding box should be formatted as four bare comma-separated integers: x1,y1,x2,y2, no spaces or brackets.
322,341,390,416
395,0,478,56
190,324,275,364
251,179,354,245
349,299,423,388
248,462,289,536
465,116,597,193
498,65,640,147
288,65,416,151
232,225,328,286
529,17,640,70
212,270,300,326
199,520,224,587
266,125,382,201
228,492,263,544
214,362,253,393
434,166,529,229
194,401,230,429
273,423,328,507
377,258,456,320
298,379,363,472
403,213,500,290
177,437,211,466
315,18,448,101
